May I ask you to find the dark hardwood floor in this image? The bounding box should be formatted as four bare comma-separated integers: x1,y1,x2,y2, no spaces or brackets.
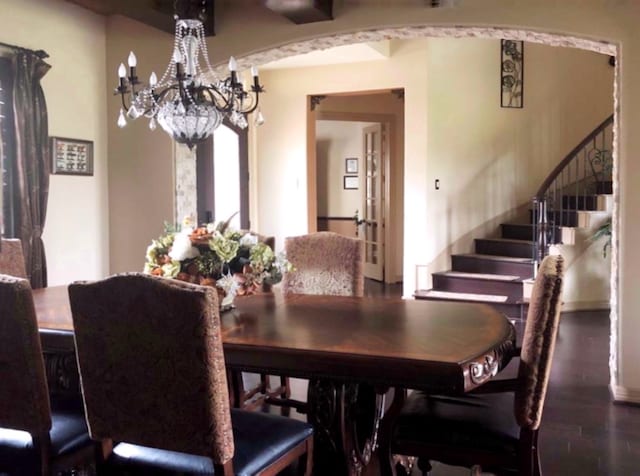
278,280,640,475
407,309,640,476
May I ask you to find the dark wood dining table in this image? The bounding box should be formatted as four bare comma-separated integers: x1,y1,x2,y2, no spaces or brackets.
33,285,516,476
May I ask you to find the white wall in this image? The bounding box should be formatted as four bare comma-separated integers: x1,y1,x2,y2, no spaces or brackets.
257,38,612,302
103,0,640,404
421,38,613,301
0,0,109,285
13,0,633,400
316,120,373,218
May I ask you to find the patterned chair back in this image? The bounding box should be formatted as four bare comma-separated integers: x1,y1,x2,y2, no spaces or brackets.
0,274,51,434
69,273,234,463
0,239,28,279
282,232,364,297
514,254,564,431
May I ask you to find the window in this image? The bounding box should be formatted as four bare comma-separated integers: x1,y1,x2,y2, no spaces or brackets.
196,119,250,229
0,57,16,237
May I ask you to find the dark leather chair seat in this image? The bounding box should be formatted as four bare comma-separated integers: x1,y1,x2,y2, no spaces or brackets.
0,397,91,472
389,255,565,476
108,409,314,475
394,391,520,458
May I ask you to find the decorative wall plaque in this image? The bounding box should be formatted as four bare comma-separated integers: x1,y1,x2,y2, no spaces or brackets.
501,40,524,108
51,137,93,175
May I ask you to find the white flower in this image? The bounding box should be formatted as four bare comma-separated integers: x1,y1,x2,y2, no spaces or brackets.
145,244,158,262
168,233,200,261
216,273,239,298
240,233,258,247
206,223,217,233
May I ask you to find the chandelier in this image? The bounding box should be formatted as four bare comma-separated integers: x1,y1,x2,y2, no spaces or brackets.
114,11,264,149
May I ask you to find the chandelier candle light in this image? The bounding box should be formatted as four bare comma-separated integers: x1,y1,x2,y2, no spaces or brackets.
115,17,264,149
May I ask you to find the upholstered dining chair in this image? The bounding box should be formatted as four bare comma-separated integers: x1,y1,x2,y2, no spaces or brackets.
282,231,365,298
0,238,28,278
255,231,365,411
0,274,94,475
68,273,313,476
388,254,565,476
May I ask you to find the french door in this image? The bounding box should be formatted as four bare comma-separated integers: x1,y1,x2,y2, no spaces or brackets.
361,124,385,281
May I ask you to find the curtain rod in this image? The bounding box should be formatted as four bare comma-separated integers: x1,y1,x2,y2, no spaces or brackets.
0,40,49,59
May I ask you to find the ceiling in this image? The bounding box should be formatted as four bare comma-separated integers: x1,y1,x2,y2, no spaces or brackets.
64,0,335,36
260,40,392,70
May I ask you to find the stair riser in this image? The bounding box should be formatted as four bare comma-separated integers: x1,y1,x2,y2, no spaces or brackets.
529,210,579,227
595,181,613,194
452,256,534,279
414,295,525,319
562,195,599,211
475,239,533,259
432,275,523,301
501,224,561,242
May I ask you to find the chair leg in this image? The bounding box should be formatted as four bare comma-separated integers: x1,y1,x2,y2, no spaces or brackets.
417,458,432,476
300,436,314,476
533,447,541,476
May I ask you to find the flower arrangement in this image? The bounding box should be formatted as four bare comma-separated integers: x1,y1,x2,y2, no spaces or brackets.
144,216,290,308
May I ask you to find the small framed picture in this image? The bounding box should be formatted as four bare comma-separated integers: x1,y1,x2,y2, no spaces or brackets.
345,157,358,174
343,176,358,190
50,137,94,176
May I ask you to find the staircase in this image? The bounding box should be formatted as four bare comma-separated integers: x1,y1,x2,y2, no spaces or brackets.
415,115,614,320
415,231,534,320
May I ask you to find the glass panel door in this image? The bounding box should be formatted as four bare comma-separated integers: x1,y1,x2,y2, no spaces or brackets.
362,124,384,281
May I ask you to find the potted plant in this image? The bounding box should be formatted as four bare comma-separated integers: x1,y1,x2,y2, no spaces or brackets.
591,218,612,257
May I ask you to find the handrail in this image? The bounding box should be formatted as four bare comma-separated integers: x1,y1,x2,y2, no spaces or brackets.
532,113,614,271
535,114,613,199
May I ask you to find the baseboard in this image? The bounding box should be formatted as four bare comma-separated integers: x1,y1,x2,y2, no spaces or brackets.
611,385,640,404
561,300,610,312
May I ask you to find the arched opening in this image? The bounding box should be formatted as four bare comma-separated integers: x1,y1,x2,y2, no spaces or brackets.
237,25,619,384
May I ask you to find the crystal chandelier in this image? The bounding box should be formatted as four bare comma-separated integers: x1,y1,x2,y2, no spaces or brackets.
114,12,264,149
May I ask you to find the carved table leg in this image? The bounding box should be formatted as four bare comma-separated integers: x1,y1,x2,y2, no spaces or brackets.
307,379,387,476
377,388,407,476
43,351,81,397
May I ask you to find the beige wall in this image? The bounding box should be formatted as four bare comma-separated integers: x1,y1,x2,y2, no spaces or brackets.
257,37,612,296
422,37,613,301
0,0,108,285
105,16,174,274
315,93,405,282
316,120,373,218
9,1,638,400
200,1,640,398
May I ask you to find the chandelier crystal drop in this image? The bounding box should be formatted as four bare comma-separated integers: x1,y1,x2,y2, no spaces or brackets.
114,17,264,149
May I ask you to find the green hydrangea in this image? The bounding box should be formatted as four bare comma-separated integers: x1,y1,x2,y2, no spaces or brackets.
208,234,240,263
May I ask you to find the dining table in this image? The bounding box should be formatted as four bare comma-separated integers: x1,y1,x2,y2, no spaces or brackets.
34,285,516,476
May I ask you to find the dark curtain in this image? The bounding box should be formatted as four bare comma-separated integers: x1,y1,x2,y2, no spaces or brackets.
11,51,51,288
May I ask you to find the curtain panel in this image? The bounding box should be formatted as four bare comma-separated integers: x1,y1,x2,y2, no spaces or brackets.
11,51,51,288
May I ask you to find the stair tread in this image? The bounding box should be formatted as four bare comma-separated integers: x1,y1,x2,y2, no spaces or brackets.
457,253,533,264
477,237,533,244
433,271,522,282
414,290,509,303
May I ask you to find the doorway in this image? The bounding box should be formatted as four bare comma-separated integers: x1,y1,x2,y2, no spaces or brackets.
307,90,404,284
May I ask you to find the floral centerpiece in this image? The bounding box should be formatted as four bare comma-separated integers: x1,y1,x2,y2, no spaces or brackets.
144,216,290,309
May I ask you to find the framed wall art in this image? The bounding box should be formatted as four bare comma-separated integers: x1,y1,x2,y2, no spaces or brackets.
345,157,358,174
501,39,524,108
343,176,359,190
50,137,94,176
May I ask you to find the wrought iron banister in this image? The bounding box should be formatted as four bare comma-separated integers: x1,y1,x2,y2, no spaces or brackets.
535,114,613,199
532,114,614,271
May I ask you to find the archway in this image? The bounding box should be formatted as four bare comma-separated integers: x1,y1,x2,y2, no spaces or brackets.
235,25,620,389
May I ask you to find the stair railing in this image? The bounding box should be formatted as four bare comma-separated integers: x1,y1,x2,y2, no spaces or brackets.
532,114,614,271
